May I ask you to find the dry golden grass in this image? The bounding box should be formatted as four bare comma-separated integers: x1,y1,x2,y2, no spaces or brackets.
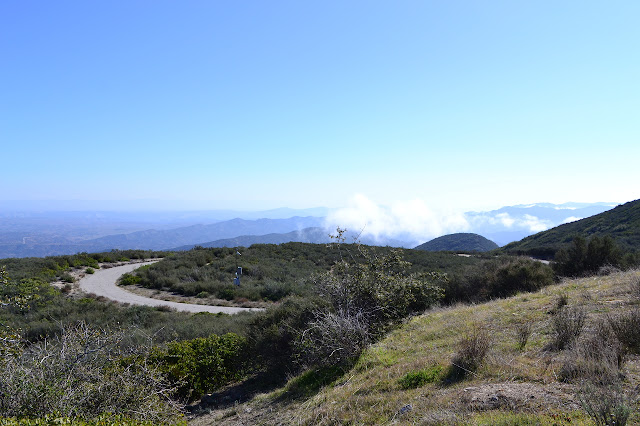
191,269,640,425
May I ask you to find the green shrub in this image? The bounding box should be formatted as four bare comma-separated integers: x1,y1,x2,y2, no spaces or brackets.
85,267,95,274
118,273,141,286
398,365,443,389
151,333,247,401
446,257,554,303
300,243,445,369
554,236,623,277
59,273,75,283
482,257,555,299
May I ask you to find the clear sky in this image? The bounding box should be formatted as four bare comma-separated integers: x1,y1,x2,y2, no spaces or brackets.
2,1,639,212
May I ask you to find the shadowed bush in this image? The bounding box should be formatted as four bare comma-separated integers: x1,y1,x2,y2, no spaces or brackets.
446,257,554,303
445,325,490,382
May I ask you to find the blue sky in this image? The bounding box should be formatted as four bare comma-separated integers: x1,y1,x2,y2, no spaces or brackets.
2,1,639,212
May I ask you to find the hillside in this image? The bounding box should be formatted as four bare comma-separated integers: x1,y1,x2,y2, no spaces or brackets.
415,233,499,252
173,227,411,251
501,199,640,258
191,268,640,425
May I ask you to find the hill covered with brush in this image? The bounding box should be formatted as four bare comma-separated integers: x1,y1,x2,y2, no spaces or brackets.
415,233,499,252
502,199,640,258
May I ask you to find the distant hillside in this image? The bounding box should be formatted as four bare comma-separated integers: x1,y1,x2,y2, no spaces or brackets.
173,227,411,251
173,227,333,250
0,216,324,258
502,199,640,258
414,233,499,252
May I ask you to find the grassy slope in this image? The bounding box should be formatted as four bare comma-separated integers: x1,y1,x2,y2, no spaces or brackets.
193,269,640,425
501,199,640,258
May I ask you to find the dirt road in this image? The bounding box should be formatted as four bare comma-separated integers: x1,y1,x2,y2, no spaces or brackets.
77,261,262,314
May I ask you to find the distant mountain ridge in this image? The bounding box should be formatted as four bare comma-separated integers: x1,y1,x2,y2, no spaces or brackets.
414,233,499,252
0,216,324,258
501,199,640,258
0,201,620,259
173,227,412,251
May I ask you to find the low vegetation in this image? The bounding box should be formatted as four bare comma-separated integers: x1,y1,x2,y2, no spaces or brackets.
3,229,640,424
194,268,640,425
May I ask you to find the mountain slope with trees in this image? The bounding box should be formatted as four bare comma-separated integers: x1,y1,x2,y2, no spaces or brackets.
415,233,499,252
501,199,640,258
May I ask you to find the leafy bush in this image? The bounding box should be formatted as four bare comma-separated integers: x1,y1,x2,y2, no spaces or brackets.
151,333,247,401
301,243,445,369
554,236,623,277
446,257,554,303
59,272,76,283
311,247,445,336
118,273,141,286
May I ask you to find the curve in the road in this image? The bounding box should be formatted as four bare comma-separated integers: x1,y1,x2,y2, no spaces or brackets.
77,261,262,314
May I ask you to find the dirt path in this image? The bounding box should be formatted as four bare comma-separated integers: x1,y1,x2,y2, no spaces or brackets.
77,261,262,314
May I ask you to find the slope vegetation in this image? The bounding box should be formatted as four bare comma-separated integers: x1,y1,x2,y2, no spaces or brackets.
192,268,640,425
415,233,499,252
502,199,640,258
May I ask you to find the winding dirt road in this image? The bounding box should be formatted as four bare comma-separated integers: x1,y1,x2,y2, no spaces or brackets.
78,261,262,314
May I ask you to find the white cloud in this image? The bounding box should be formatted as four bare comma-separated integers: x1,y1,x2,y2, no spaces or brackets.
562,216,583,224
521,214,551,233
324,194,469,245
468,212,552,233
496,213,516,228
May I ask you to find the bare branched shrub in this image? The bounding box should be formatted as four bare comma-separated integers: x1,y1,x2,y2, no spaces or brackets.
515,322,532,351
296,308,371,368
551,305,586,350
608,308,640,354
577,381,635,426
551,292,569,314
450,325,491,379
559,320,624,384
0,322,181,423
